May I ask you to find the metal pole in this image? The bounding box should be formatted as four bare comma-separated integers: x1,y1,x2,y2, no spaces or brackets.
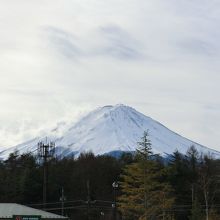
62,188,64,216
60,187,65,216
38,140,55,210
43,145,48,209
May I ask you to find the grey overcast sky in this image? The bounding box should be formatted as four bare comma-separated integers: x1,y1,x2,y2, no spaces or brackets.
0,0,220,150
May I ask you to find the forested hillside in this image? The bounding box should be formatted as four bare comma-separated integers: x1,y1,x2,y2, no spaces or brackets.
1,137,220,220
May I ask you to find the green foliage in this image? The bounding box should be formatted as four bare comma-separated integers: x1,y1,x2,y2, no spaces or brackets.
119,132,174,220
0,151,122,219
189,198,204,220
1,135,220,220
136,130,153,160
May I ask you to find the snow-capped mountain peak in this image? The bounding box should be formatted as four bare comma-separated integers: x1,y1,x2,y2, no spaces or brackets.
0,104,219,159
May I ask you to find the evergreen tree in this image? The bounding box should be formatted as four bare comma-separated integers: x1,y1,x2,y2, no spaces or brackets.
119,131,174,220
189,198,204,220
186,146,199,204
198,155,220,220
167,150,191,220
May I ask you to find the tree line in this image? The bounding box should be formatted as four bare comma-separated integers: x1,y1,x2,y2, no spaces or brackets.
118,131,220,220
0,132,220,220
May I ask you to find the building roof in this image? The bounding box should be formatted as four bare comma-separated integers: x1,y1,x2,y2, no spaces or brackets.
0,203,67,219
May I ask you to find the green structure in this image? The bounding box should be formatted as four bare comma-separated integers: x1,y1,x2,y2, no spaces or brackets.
0,204,68,220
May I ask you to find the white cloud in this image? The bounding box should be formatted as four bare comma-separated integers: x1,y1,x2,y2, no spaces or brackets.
0,0,220,150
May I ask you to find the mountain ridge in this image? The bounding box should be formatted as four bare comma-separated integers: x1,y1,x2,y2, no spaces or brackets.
0,104,219,159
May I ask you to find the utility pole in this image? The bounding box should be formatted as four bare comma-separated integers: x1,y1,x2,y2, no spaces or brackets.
60,187,66,216
38,139,55,209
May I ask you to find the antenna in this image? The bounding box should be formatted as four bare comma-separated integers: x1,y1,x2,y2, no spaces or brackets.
38,138,55,209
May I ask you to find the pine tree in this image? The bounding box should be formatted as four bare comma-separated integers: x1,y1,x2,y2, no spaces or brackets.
189,198,204,220
186,146,199,205
167,150,191,220
198,155,220,220
119,131,174,220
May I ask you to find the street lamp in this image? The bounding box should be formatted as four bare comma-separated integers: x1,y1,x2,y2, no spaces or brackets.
112,181,119,220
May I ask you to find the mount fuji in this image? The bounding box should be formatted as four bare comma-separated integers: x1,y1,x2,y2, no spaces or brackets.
0,104,219,159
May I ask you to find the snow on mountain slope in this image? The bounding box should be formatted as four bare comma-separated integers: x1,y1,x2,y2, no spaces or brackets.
0,104,219,159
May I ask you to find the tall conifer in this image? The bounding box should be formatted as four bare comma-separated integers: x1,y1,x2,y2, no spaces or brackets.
119,131,174,220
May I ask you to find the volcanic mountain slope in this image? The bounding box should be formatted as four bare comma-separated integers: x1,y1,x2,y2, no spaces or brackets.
0,104,219,159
